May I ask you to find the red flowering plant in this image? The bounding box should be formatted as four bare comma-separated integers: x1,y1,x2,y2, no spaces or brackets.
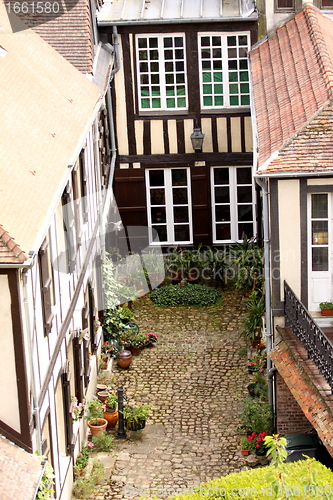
71,396,86,422
101,341,119,358
248,346,267,373
247,432,268,455
145,332,158,347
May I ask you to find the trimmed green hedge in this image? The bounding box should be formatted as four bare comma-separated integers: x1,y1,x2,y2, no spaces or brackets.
150,284,222,307
161,459,333,500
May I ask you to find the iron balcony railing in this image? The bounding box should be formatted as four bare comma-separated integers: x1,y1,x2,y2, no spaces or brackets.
284,281,333,393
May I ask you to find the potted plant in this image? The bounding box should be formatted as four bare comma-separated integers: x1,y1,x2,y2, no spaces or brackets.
103,393,118,429
246,431,268,456
240,290,265,347
120,331,148,355
145,332,158,347
247,371,267,400
247,349,267,374
240,436,251,456
240,398,272,435
122,404,151,431
85,399,107,436
319,301,333,316
73,442,94,477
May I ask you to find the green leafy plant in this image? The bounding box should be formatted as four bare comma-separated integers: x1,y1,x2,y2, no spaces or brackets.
102,308,123,340
85,399,105,422
74,443,94,475
102,254,123,309
240,436,251,451
150,283,222,307
241,290,265,344
229,236,264,292
91,432,114,452
122,404,151,428
106,393,118,410
120,331,148,349
117,303,135,322
72,459,105,499
319,301,333,310
36,461,55,500
240,397,272,434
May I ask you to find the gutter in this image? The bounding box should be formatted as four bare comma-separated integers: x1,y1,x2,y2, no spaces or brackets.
97,12,258,27
21,257,42,455
256,170,333,179
101,26,121,244
255,176,274,419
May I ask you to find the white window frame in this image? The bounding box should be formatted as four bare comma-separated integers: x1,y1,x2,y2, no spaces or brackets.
198,32,250,109
136,33,188,112
211,166,256,244
146,167,193,245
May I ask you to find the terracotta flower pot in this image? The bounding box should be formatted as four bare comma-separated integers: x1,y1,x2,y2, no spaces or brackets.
321,309,333,316
129,347,141,356
97,391,109,403
104,410,118,429
87,418,108,436
241,449,250,456
117,350,133,369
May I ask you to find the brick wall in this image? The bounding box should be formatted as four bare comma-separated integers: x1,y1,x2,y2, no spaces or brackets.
276,372,313,434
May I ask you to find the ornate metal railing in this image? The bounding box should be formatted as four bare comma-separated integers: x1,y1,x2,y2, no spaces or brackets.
284,281,333,393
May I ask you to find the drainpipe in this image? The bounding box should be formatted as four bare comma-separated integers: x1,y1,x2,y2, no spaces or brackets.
255,176,275,422
101,26,121,255
21,256,42,455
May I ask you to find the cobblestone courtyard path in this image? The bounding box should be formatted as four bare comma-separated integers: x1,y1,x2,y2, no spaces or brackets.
93,282,251,499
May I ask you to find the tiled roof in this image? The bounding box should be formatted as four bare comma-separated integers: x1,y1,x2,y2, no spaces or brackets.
33,0,93,74
0,225,27,264
250,4,333,174
0,435,44,500
0,2,102,259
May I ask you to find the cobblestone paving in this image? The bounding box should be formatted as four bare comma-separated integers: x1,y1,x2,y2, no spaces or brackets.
93,282,251,499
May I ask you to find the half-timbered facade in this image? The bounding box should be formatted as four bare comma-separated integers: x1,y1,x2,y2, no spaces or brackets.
250,4,333,453
98,0,258,250
0,3,115,498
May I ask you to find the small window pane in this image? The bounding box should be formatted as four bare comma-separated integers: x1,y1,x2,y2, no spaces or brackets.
237,186,252,203
172,169,187,186
215,186,230,203
277,0,294,7
312,247,328,271
173,188,188,204
216,205,230,222
312,221,328,244
238,205,253,221
238,223,254,240
150,189,165,205
237,168,252,184
174,206,189,223
149,170,164,187
151,207,166,224
175,225,190,241
312,194,328,218
149,38,158,48
214,168,229,185
216,224,231,240
152,225,167,242
322,0,333,6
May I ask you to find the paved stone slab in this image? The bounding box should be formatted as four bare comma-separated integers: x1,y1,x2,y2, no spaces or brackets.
90,282,251,499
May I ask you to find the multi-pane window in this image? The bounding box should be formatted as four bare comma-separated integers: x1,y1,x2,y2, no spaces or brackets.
311,194,329,272
136,34,187,111
199,33,250,108
211,166,255,243
276,0,294,8
146,168,192,244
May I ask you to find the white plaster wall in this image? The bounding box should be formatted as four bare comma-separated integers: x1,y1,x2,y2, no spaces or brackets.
0,275,20,431
115,36,128,155
150,120,164,154
277,179,301,298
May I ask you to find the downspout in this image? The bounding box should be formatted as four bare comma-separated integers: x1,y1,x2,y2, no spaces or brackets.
255,176,275,425
101,25,121,255
21,256,42,455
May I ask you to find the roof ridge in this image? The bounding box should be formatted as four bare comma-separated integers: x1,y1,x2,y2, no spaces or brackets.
304,3,333,98
0,224,28,263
